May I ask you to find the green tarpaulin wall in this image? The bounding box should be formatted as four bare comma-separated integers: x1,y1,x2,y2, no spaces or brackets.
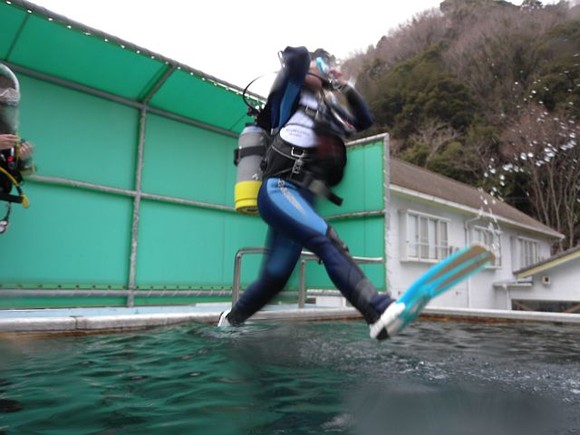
0,0,389,309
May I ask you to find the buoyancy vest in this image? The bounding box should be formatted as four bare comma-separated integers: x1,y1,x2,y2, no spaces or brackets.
233,46,373,212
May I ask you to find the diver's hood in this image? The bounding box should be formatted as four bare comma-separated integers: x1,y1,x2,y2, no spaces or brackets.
0,63,20,134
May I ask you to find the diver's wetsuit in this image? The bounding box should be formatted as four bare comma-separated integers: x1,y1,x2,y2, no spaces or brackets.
226,46,393,326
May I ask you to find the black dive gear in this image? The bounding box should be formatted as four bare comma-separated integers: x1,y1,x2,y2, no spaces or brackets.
1,63,31,233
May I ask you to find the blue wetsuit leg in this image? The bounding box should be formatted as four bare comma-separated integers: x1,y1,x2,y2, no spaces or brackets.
229,227,303,323
229,178,392,324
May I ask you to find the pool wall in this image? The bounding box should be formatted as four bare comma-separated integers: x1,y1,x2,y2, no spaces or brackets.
1,304,579,334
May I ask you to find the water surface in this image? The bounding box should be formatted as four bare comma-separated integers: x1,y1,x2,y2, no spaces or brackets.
1,320,579,434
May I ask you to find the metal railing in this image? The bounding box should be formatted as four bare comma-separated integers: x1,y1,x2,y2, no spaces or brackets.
232,247,384,308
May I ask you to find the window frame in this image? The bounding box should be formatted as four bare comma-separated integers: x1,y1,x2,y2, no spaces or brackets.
517,236,540,269
400,210,450,263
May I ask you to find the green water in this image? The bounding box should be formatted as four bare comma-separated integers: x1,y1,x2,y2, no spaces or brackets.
1,320,579,434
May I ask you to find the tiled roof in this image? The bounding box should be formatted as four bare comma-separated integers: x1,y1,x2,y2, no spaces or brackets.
390,157,562,238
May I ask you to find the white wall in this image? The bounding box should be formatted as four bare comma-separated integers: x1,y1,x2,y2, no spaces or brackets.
508,259,580,304
387,192,556,310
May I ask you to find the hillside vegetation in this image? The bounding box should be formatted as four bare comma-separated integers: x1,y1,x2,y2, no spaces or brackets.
346,0,580,250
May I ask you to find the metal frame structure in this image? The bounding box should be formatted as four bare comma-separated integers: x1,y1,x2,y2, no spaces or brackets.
1,133,391,307
231,247,384,308
1,0,392,309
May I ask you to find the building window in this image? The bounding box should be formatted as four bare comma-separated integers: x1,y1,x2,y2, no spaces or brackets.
403,211,449,262
471,225,502,267
518,237,540,269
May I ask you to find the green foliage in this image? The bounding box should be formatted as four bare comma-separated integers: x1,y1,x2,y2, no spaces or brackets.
533,20,580,114
354,0,580,247
426,141,474,184
400,141,429,166
370,46,476,138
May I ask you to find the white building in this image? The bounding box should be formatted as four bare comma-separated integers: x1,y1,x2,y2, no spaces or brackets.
386,157,576,311
510,246,580,313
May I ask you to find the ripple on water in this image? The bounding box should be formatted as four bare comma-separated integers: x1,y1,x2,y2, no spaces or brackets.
0,319,578,434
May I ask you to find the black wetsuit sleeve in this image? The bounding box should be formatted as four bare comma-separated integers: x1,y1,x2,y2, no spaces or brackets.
258,47,311,131
342,84,374,132
280,46,311,83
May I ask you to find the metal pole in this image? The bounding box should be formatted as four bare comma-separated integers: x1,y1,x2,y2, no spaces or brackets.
299,259,307,308
232,247,268,304
26,176,236,213
232,252,243,303
231,248,383,307
5,63,239,139
127,107,148,307
0,289,232,298
383,133,391,295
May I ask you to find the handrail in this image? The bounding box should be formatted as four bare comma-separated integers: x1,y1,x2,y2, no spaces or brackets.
232,247,384,307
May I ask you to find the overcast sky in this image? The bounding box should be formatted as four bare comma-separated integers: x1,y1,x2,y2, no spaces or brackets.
28,0,535,93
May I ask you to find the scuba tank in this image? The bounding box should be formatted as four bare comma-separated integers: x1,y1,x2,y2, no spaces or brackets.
233,123,270,214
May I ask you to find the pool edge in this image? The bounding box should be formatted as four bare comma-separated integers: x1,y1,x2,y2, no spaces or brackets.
0,305,579,335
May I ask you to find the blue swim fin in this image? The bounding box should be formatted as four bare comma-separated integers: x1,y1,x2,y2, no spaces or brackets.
370,243,495,339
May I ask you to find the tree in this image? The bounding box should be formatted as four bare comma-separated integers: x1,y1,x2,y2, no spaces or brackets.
442,3,563,125
521,0,544,10
499,104,580,249
350,0,580,246
404,120,460,163
533,20,580,113
368,46,476,138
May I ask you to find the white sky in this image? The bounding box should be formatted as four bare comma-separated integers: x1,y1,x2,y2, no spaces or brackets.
28,0,532,93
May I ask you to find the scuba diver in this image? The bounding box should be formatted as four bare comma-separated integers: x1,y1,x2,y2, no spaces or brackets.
221,46,404,340
0,63,34,234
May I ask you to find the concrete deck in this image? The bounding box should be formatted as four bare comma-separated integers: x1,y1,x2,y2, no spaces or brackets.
1,303,579,335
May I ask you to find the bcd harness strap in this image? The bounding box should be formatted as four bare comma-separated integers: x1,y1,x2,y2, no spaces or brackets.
269,138,343,206
233,145,266,166
0,164,29,207
299,104,318,119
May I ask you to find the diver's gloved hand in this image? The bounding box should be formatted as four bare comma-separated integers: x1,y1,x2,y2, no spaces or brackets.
17,140,34,162
0,134,19,150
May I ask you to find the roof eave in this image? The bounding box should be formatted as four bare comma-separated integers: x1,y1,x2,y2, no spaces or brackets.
390,184,563,240
515,247,580,278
